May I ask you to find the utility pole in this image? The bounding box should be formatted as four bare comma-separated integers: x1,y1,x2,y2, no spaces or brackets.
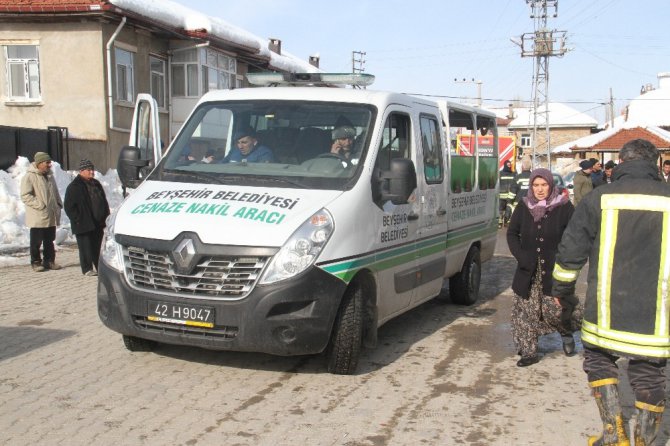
453,77,483,107
513,0,567,170
609,88,615,129
352,50,367,89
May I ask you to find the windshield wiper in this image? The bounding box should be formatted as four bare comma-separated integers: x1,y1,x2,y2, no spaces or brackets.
253,176,307,188
160,168,231,184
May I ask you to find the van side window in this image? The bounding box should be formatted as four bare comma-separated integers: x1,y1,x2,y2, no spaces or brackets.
376,113,411,171
476,115,498,190
420,115,443,183
447,109,475,193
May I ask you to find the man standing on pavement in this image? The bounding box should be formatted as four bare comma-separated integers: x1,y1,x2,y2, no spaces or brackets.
552,139,670,446
573,159,594,205
20,152,63,272
590,158,604,188
64,159,110,276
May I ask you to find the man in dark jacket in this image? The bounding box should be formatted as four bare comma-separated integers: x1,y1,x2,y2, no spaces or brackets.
552,139,670,446
573,159,594,205
64,159,110,276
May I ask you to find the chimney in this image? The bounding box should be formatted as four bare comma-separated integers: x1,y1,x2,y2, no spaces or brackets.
269,38,281,55
309,54,320,68
507,103,515,120
640,83,654,94
658,72,670,89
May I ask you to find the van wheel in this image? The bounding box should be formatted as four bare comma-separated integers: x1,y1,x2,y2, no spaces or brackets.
449,246,481,306
122,335,157,352
326,285,363,375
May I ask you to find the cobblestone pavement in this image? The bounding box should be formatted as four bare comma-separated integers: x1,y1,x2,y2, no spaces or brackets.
1,238,668,445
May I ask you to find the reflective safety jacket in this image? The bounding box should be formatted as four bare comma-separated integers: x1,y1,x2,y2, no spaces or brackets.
511,170,531,204
499,166,516,200
552,160,670,359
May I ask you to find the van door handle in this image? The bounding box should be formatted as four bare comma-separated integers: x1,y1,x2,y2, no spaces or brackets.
436,208,447,216
408,212,419,221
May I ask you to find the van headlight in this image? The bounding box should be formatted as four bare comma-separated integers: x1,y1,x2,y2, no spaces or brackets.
260,209,334,284
101,211,123,272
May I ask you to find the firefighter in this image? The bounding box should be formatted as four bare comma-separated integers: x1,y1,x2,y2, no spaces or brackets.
498,159,516,228
552,139,670,446
510,155,532,212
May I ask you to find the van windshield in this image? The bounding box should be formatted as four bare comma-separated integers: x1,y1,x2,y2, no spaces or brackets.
152,100,375,190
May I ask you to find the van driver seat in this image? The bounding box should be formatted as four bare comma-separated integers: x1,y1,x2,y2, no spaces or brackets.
295,127,331,163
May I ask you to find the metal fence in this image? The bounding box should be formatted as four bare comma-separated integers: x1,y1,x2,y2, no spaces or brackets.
0,125,69,171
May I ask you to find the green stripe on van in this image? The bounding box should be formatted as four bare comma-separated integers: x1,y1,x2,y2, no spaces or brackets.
320,220,497,283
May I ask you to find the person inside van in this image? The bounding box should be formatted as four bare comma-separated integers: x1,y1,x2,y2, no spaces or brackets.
330,125,358,161
222,128,275,163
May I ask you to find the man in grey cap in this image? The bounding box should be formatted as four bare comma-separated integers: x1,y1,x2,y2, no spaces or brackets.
330,126,358,161
20,152,63,272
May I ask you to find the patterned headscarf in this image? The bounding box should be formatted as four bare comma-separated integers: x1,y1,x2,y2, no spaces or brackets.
523,168,568,222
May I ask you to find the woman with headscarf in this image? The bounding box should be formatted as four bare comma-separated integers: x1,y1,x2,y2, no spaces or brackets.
506,168,581,367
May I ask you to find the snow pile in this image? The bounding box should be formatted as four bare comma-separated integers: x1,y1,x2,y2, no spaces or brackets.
0,157,124,267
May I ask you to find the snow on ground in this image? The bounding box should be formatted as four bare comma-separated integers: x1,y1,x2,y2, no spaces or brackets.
0,157,124,267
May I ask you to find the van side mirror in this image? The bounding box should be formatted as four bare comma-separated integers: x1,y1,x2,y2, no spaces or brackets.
378,158,417,204
117,145,149,190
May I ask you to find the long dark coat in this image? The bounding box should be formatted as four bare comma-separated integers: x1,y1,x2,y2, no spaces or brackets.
64,175,110,235
506,199,574,298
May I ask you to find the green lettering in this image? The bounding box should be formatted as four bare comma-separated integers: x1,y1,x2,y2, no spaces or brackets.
254,210,268,222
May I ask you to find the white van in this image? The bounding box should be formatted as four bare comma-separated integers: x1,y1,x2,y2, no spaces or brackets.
98,73,499,374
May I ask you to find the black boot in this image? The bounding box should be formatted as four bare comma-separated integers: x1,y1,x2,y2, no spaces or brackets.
633,400,664,446
588,379,630,446
516,355,539,367
562,334,576,356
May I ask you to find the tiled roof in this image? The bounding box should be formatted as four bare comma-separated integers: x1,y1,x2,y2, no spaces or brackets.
592,127,670,151
553,126,670,153
0,0,319,73
0,0,105,12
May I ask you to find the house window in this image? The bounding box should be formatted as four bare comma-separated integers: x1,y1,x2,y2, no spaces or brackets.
150,56,166,108
5,44,41,101
171,49,199,97
115,47,135,102
201,49,237,93
520,133,532,147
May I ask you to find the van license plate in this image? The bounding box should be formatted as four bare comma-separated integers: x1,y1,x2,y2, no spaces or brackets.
147,301,215,328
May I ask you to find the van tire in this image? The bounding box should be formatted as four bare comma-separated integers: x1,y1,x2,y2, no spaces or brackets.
326,285,363,375
449,246,481,306
122,335,157,352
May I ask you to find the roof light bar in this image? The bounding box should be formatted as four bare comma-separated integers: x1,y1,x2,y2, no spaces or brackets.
247,72,375,87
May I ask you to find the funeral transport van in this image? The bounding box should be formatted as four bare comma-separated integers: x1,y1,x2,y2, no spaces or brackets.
98,73,499,374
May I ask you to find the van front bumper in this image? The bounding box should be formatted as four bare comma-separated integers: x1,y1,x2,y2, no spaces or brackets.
96,260,347,356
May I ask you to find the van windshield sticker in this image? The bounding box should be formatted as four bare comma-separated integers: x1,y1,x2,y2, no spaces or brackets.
130,188,299,225
146,188,300,209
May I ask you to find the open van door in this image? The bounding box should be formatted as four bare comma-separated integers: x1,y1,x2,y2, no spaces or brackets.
117,94,161,193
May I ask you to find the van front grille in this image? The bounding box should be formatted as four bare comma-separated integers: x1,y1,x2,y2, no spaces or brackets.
123,246,268,299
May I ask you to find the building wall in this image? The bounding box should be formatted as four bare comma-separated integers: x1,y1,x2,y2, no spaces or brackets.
512,127,593,156
0,21,106,139
103,22,170,170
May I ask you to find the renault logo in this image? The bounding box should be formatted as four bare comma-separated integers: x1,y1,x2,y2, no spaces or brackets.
173,238,196,269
